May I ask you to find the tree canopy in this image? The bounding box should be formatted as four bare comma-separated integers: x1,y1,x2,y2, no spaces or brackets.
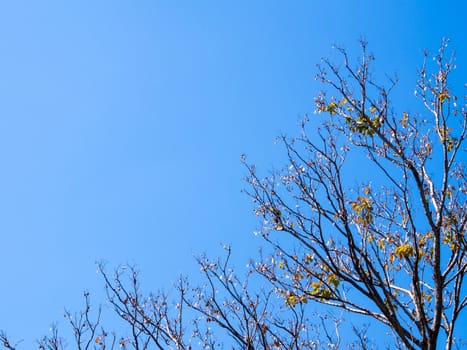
2,39,466,350
244,39,467,350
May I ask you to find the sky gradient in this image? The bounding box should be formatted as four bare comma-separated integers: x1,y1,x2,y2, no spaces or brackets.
0,0,466,346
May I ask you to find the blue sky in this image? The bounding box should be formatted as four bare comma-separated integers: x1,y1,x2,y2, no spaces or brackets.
0,0,466,346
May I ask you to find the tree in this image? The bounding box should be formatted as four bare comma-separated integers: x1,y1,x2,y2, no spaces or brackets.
243,38,467,349
1,39,466,350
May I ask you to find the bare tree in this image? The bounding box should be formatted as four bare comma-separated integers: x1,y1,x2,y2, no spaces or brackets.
182,246,337,349
97,249,344,349
39,293,115,350
98,263,190,350
1,252,346,350
243,38,466,350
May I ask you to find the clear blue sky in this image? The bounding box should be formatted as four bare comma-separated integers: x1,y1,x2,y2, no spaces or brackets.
0,0,465,345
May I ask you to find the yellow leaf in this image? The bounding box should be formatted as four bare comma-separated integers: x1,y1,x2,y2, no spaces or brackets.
327,274,340,288
438,90,450,103
395,244,414,258
285,294,299,307
293,273,303,281
377,239,385,249
326,102,338,115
